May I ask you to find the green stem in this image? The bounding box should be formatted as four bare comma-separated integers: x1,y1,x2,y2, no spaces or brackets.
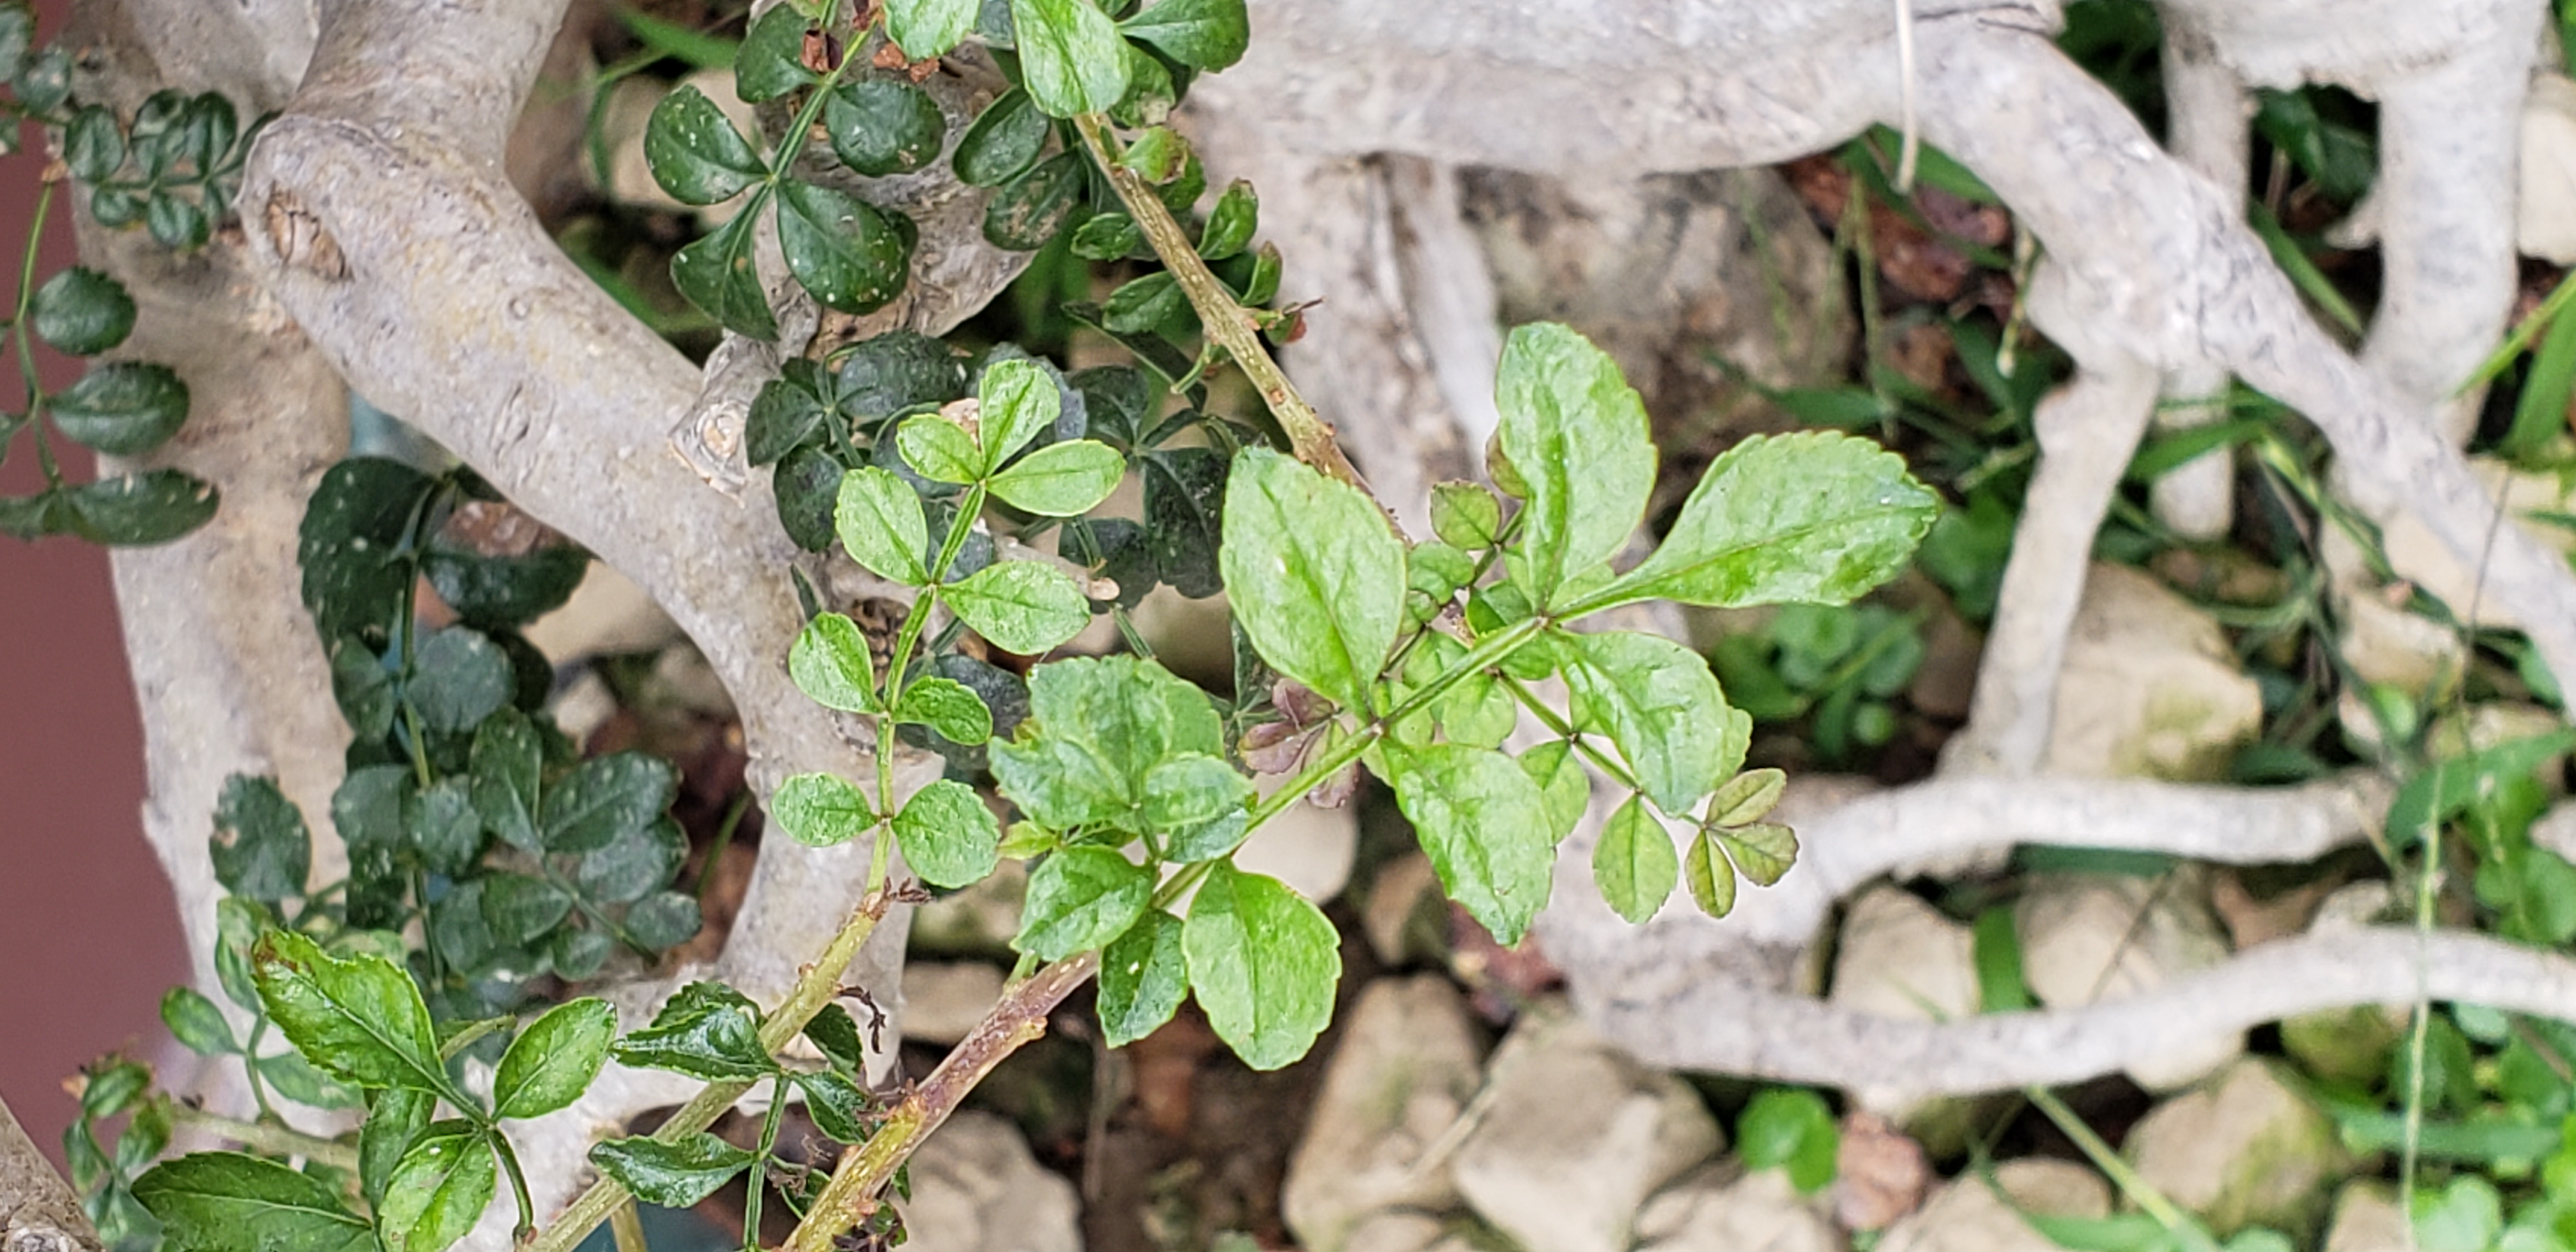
494,1134,537,1239
167,1106,361,1172
608,1200,649,1252
740,1076,789,1251
697,793,753,906
2023,1087,2220,1252
1499,675,1640,792
437,1016,509,1062
13,178,57,482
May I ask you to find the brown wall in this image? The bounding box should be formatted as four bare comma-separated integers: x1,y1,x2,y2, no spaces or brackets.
1,0,195,1168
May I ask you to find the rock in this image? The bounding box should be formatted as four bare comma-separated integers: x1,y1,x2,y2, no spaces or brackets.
2322,1183,2411,1252
1832,1111,1931,1231
1634,1166,1836,1252
2320,457,2576,634
546,670,618,749
2332,592,2465,748
523,561,682,662
647,645,735,719
1451,1000,1725,1252
2042,563,2263,780
910,860,1026,957
2428,703,2572,799
2524,73,2576,264
1340,1211,1448,1252
1234,779,1360,905
1282,977,1487,1252
900,961,1005,1047
1906,610,1982,722
1126,583,1238,689
2016,872,2241,1091
2125,1058,2346,1239
1361,853,1446,966
2281,1004,2406,1090
1878,1159,2109,1252
1826,889,1980,1114
899,1111,1083,1252
2310,881,2398,931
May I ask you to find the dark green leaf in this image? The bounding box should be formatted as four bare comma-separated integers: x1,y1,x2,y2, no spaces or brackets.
643,83,767,202
161,986,236,1056
132,1152,371,1252
491,998,617,1120
1098,910,1188,1046
804,1004,868,1073
1383,742,1554,945
893,777,1002,889
894,676,993,744
252,929,448,1094
1070,366,1153,448
420,542,587,632
1101,271,1188,338
1009,0,1131,117
777,179,912,315
1119,0,1248,70
404,777,482,876
734,4,819,103
946,560,1090,655
887,0,979,59
983,150,1088,250
470,709,544,851
1014,845,1153,960
1071,212,1142,261
614,981,772,1080
376,1122,494,1252
408,627,512,733
826,77,946,176
838,331,968,421
1715,822,1797,887
64,469,217,546
576,817,686,905
1736,1088,1838,1193
1140,447,1226,598
1557,630,1745,816
1682,830,1736,918
1493,323,1653,607
360,1088,431,1210
49,362,188,455
1196,179,1257,259
773,443,845,552
12,45,68,114
145,193,209,250
551,927,613,981
481,873,574,946
542,751,677,853
797,1069,877,1142
1182,863,1338,1070
2386,731,2576,844
31,267,136,356
671,197,777,340
210,775,311,905
790,612,882,712
587,1134,755,1209
300,459,434,641
0,489,72,540
1592,795,1675,924
953,88,1048,188
214,898,267,1011
1597,431,1938,613
66,105,128,181
895,413,983,484
332,763,410,855
836,465,931,583
323,636,395,740
746,373,830,468
0,6,32,84
771,772,876,848
1218,448,1403,713
625,891,702,949
988,438,1123,515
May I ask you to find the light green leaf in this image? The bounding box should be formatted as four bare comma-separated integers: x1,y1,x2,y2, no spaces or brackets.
491,998,617,1120
1557,630,1744,816
1098,910,1188,1046
895,414,983,485
1520,740,1590,844
988,655,1225,832
1119,0,1250,70
252,930,448,1096
893,676,993,744
1014,845,1153,961
988,439,1124,515
1183,864,1338,1070
1716,822,1797,888
1218,447,1403,713
893,777,1002,889
160,986,237,1057
887,0,979,59
1683,830,1737,919
977,357,1061,471
1142,753,1252,861
1493,323,1654,607
1008,0,1131,118
769,773,875,848
376,1122,495,1252
1708,768,1787,827
947,560,1090,655
1593,431,1938,613
836,465,931,584
1736,1088,1839,1193
1381,743,1554,945
641,86,765,206
587,1134,755,1209
133,1152,372,1252
1429,480,1503,549
1592,796,1675,924
789,612,882,712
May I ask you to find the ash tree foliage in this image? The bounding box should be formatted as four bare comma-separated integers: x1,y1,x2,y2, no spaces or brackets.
11,0,1937,1250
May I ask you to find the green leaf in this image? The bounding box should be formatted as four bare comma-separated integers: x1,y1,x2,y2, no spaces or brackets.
66,470,218,546
491,998,617,1120
1592,795,1676,925
300,459,434,641
977,356,1062,471
613,982,774,1080
893,676,993,744
989,439,1123,515
1429,481,1503,549
1101,271,1187,337
360,1088,431,1210
160,986,237,1057
13,45,68,114
1736,1088,1838,1193
1557,630,1744,816
896,413,984,484
1381,743,1554,945
990,655,1226,832
49,362,188,455
797,1069,878,1143
887,0,979,59
1595,431,1938,613
790,612,883,712
405,777,482,876
953,88,1047,188
804,1004,868,1073
132,1152,372,1252
746,372,830,468
0,6,33,85
1682,830,1736,918
1715,822,1797,887
770,772,876,848
215,899,267,1011
1219,448,1404,713
1707,768,1786,827
947,560,1090,655
481,873,574,946
542,752,677,853
1116,126,1190,185
1197,179,1257,259
1119,0,1249,70
376,1122,495,1252
420,542,586,633
734,4,819,103
146,192,210,250
256,1049,363,1110
643,85,765,204
625,892,703,950
252,929,448,1095
0,489,72,540
893,777,1002,889
588,1134,755,1209
409,627,512,733
470,709,544,851
1493,323,1654,607
1098,910,1188,1046
774,443,843,551
1143,753,1252,861
1140,447,1227,599
1009,0,1131,117
1072,212,1142,261
836,465,931,584
574,817,687,905
552,928,614,981
839,330,969,421
1014,845,1153,961
825,77,946,176
671,197,777,340
1183,863,1338,1070
31,267,136,356
983,149,1089,250
777,179,912,314
1519,740,1590,844
209,775,310,905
